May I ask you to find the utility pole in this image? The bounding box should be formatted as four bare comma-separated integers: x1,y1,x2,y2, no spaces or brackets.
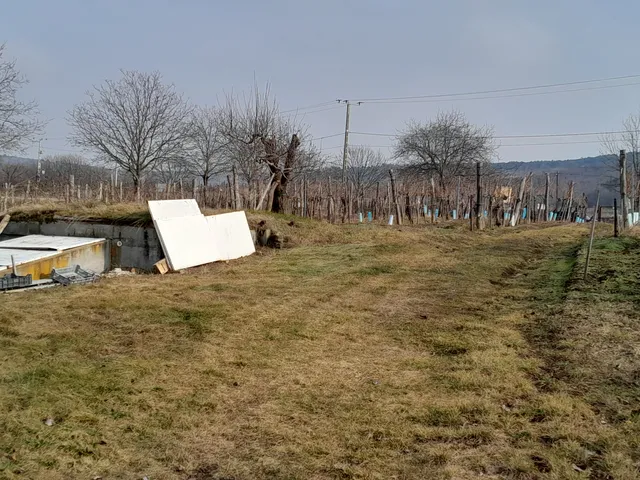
475,162,482,229
620,149,629,230
337,100,361,183
35,138,45,184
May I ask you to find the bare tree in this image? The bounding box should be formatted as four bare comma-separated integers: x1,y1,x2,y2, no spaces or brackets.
600,113,640,207
186,106,225,201
155,156,191,186
41,154,109,188
68,70,192,197
342,146,388,196
219,84,318,212
0,44,43,153
394,110,496,195
0,158,29,185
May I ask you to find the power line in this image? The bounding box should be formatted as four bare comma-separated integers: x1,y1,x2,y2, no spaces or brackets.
349,129,629,140
351,73,640,103
280,101,336,114
282,105,344,117
310,133,344,141
41,146,82,153
298,105,345,115
358,81,640,104
499,139,615,147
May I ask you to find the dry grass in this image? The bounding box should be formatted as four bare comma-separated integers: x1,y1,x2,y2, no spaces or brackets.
0,216,638,479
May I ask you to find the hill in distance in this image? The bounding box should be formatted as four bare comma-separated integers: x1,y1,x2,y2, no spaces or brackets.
495,155,619,205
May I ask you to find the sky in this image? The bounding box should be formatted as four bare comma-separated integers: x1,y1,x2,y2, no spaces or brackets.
3,0,640,162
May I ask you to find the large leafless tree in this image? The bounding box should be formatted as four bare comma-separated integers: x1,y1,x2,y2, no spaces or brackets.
395,110,496,194
67,70,192,197
0,44,43,153
186,106,225,199
219,84,321,212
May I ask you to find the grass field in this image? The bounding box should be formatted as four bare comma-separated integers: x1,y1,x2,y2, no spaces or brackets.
1,214,639,479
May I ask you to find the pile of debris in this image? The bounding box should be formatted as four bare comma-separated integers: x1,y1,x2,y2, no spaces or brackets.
149,200,255,273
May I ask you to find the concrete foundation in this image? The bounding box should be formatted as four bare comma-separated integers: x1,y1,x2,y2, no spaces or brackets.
0,240,108,279
3,221,163,271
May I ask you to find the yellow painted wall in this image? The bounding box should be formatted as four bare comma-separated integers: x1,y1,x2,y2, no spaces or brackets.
0,242,107,280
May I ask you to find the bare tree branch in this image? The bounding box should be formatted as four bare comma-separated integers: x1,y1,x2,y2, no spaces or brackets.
218,83,320,212
0,44,44,153
394,110,496,194
67,70,192,196
185,106,225,187
338,146,388,195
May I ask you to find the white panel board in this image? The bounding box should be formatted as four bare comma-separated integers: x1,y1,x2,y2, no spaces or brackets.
0,235,104,251
0,249,58,268
153,216,221,270
148,199,201,220
206,211,255,261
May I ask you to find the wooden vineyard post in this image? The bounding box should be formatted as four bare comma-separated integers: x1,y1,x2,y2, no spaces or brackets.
232,165,240,209
544,173,550,222
584,191,600,280
614,198,619,237
511,174,529,227
620,150,629,230
389,169,402,225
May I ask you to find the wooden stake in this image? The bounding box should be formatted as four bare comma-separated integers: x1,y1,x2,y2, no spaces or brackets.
620,150,629,229
232,165,240,209
389,169,402,225
511,174,529,226
544,173,550,222
584,191,600,280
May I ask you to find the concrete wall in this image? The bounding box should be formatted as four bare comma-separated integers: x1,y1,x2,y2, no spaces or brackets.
3,221,163,271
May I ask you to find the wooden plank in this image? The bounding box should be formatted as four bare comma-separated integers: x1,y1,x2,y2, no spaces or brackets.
154,258,170,275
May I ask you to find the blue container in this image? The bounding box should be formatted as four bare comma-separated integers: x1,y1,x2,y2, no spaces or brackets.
367,211,372,222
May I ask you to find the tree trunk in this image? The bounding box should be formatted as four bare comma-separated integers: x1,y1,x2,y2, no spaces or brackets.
272,176,285,213
133,177,141,203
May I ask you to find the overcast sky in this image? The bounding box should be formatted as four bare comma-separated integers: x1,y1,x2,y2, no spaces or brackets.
3,0,640,162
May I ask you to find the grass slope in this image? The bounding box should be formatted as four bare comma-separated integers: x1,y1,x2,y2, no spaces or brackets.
0,217,638,479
